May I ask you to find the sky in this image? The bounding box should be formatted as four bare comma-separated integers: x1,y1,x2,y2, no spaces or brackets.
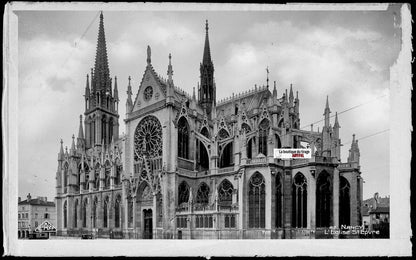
16,4,401,202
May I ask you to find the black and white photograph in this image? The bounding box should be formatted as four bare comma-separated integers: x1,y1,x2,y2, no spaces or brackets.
3,2,412,257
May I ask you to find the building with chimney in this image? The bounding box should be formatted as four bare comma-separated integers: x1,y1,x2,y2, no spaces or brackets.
18,193,56,238
55,12,363,239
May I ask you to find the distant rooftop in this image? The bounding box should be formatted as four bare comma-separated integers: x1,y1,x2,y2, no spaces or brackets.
18,198,55,207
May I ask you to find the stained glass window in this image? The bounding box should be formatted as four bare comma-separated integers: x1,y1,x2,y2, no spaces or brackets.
218,179,233,206
248,172,265,228
339,176,350,226
134,116,162,161
103,197,109,228
63,200,67,228
74,199,78,228
178,181,190,205
115,195,121,228
258,119,269,156
292,173,307,228
276,173,283,228
178,117,189,159
196,183,210,205
316,171,331,227
82,199,87,228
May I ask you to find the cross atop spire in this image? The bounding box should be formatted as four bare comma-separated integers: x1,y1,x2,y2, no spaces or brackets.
93,11,111,93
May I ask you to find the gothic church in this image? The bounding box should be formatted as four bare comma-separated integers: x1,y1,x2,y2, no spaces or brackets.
55,12,363,239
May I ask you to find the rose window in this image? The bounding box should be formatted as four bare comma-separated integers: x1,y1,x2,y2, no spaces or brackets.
134,115,162,161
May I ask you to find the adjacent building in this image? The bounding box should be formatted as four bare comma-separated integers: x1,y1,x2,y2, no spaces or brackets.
55,12,363,239
361,192,389,237
18,193,56,238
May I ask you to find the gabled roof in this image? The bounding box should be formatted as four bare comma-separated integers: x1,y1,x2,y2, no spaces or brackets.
19,199,55,207
216,87,272,119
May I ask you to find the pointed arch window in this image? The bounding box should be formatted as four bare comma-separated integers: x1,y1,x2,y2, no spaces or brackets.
178,117,190,159
241,123,251,134
104,162,111,189
339,176,351,226
127,196,133,228
247,138,253,159
316,171,331,228
218,179,234,206
220,142,233,168
276,173,283,228
82,198,88,228
63,163,69,187
92,197,98,228
196,183,210,205
178,181,190,205
115,163,122,185
63,200,67,228
84,164,90,190
101,116,107,145
275,134,282,149
103,197,109,228
258,119,270,156
115,195,121,228
201,127,210,139
94,165,100,190
292,173,307,228
248,172,265,228
74,199,78,228
91,119,96,146
109,118,114,144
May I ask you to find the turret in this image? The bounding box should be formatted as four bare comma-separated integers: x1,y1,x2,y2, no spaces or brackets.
333,112,340,138
347,134,360,164
273,81,277,99
167,53,173,84
324,95,331,128
70,134,76,155
58,139,64,161
289,84,294,106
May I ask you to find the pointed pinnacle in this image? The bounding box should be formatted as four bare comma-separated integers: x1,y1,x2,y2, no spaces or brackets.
147,45,151,64
334,112,340,128
59,139,64,155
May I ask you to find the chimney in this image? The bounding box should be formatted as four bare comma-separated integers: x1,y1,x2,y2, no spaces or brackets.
27,193,31,201
18,197,21,203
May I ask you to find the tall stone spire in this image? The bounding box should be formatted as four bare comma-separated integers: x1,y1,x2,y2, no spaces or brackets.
93,11,111,93
202,20,212,65
199,20,215,118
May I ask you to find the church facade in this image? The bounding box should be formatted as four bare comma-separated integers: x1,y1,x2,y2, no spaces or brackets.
55,13,363,239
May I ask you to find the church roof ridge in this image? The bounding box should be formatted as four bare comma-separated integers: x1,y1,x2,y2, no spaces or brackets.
216,84,270,106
